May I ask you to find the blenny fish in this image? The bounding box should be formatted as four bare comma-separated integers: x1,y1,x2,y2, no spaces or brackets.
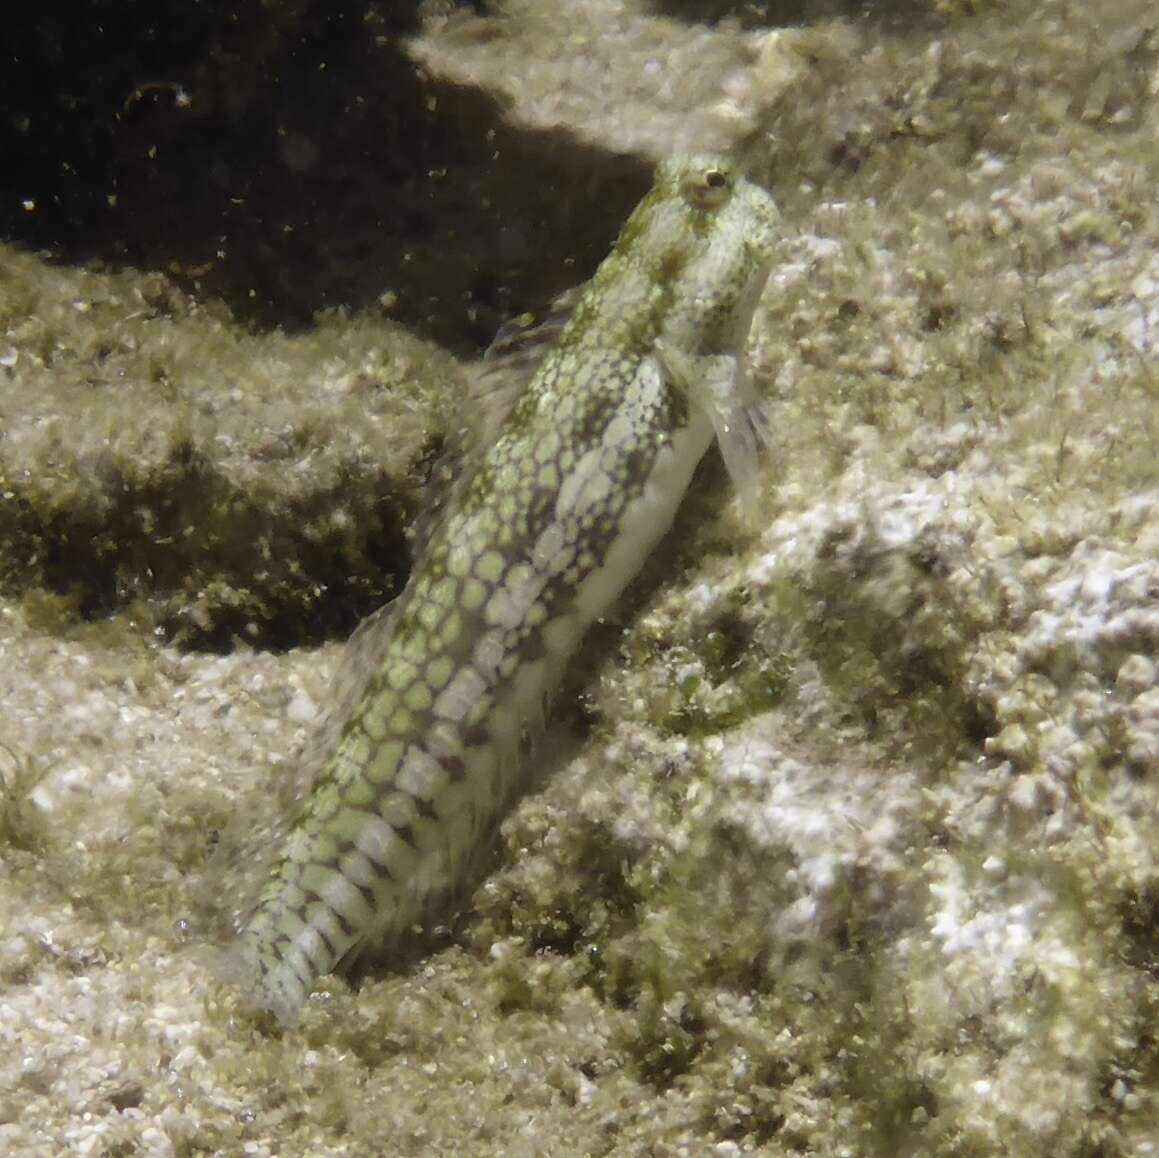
229,154,780,1026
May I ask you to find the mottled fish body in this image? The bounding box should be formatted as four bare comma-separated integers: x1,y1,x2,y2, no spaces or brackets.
231,155,779,1025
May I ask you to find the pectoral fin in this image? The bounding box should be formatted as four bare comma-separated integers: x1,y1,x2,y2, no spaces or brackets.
655,339,769,520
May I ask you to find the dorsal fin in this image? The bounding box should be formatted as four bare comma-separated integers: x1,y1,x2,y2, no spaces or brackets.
319,287,585,756
410,287,581,551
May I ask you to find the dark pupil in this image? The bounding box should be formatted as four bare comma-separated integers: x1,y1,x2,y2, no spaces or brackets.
704,169,726,189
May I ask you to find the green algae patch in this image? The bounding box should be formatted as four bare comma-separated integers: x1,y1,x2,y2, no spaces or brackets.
0,741,51,854
619,565,797,737
0,245,462,648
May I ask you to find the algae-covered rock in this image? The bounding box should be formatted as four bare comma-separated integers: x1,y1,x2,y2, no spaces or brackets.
0,243,461,647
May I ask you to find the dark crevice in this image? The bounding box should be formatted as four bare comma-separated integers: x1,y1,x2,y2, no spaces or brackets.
2,1,651,356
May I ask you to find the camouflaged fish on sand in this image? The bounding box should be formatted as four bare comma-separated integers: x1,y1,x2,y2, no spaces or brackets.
229,155,780,1026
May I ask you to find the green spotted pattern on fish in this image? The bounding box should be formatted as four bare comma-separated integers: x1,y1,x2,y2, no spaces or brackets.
230,154,780,1026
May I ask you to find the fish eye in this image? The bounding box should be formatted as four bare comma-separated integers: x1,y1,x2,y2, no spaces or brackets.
684,161,733,208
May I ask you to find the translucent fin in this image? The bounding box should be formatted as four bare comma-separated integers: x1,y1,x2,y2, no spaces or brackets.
483,286,581,372
654,340,769,521
324,600,400,731
411,288,582,549
194,598,404,952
